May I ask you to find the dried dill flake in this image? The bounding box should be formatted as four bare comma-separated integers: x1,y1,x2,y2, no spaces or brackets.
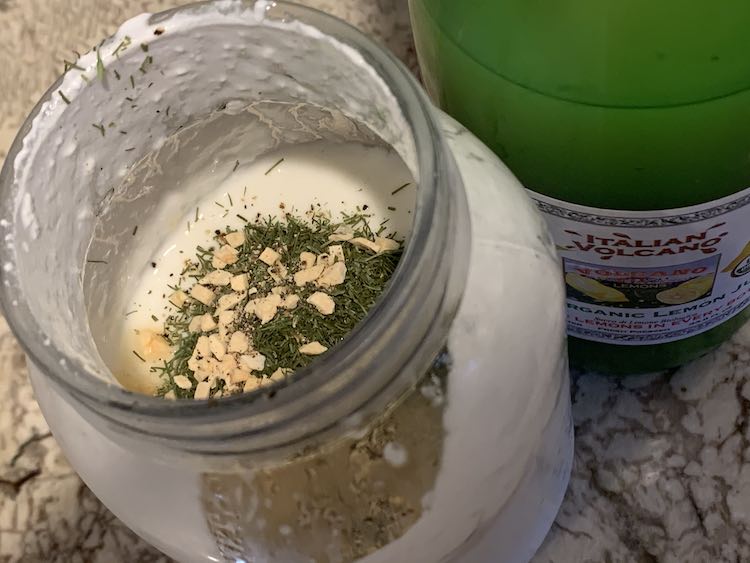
153,213,402,399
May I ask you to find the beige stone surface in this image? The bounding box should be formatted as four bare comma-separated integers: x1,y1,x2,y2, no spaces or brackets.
0,1,414,561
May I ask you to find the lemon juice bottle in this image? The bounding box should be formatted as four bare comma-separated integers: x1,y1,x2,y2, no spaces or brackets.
410,0,750,373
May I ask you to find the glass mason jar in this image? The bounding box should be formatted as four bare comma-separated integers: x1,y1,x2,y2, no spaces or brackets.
0,2,572,562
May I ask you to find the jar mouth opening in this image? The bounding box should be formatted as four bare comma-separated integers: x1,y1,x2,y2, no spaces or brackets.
0,1,447,423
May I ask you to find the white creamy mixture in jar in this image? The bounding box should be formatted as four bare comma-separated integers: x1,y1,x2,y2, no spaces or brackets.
112,141,415,394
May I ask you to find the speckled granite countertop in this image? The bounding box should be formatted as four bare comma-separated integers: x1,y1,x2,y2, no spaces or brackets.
1,1,749,562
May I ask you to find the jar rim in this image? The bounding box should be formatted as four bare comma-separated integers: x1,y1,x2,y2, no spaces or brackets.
0,0,459,451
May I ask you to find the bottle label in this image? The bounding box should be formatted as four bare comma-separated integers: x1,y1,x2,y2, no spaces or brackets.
528,188,750,345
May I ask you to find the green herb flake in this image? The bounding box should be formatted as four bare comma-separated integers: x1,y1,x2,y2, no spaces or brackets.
391,182,411,196
63,59,84,73
96,48,106,80
264,157,284,176
133,350,146,362
92,123,105,137
113,36,132,58
58,91,71,105
139,55,154,74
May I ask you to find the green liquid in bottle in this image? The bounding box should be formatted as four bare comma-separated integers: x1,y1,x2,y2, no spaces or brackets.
410,0,750,373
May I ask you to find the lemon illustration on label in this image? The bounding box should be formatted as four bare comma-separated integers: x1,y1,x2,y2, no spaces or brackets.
723,241,750,277
656,274,714,305
565,272,629,302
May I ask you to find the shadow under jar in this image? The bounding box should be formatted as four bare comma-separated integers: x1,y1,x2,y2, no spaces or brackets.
0,2,573,562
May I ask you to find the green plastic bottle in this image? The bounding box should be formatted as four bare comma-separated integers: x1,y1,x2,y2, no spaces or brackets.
410,0,750,374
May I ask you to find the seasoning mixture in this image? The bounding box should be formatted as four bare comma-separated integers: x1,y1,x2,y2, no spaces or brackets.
109,142,416,396
151,211,402,399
